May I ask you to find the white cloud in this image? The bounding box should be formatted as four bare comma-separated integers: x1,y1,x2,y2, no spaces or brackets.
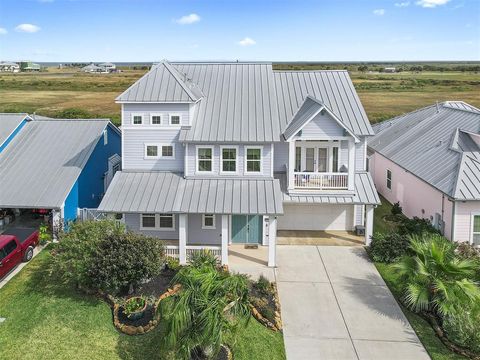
238,37,256,46
373,9,386,15
395,1,410,7
415,0,451,8
0,27,7,35
15,23,41,33
175,13,200,25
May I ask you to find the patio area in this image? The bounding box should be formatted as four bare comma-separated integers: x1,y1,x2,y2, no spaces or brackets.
277,230,364,246
228,244,276,281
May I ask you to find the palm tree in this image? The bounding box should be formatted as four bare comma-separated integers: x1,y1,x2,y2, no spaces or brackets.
393,234,480,317
161,251,250,359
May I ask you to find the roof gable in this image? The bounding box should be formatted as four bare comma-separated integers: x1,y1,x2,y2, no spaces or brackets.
116,60,202,103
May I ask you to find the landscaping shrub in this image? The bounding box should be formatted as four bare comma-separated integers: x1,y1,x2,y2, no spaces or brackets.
368,232,410,263
443,305,480,354
391,202,403,216
397,216,440,236
88,232,165,294
52,220,125,289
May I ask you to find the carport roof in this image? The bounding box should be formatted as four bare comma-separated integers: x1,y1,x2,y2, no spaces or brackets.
276,172,380,205
0,119,112,209
98,171,284,215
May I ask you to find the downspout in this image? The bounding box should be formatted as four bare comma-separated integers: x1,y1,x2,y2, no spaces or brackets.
441,194,445,235
451,200,456,241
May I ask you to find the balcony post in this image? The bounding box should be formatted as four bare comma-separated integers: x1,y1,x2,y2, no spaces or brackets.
288,140,295,191
348,139,355,191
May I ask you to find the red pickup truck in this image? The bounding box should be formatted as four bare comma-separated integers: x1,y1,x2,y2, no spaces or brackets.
0,227,39,279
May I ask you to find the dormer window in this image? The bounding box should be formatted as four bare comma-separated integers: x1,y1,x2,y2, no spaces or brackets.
245,147,262,173
170,114,181,126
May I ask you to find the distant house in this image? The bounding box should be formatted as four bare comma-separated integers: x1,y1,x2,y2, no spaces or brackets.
384,67,396,73
82,63,104,73
0,114,121,231
0,62,20,73
19,61,41,72
368,102,480,245
99,62,116,72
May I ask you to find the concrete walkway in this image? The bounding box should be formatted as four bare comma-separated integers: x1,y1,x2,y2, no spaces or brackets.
276,246,430,360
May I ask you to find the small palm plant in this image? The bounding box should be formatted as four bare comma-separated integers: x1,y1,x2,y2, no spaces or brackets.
162,251,250,359
393,234,480,317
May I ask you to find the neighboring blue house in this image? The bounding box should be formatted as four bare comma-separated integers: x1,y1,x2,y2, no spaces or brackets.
0,115,121,229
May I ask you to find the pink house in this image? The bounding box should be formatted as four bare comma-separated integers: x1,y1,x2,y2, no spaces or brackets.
368,101,480,245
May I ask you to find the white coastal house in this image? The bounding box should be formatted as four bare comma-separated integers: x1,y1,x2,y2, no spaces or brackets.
0,62,20,73
368,101,480,246
98,61,380,266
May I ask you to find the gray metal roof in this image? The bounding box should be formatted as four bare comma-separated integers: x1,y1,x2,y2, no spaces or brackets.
369,102,480,200
176,62,281,142
98,171,284,215
0,113,28,147
0,119,111,208
274,70,374,136
116,61,202,103
275,172,380,205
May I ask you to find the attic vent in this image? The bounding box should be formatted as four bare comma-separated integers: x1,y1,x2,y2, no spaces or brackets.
320,109,326,116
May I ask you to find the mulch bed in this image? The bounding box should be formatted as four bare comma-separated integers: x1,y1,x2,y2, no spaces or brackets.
191,345,232,360
249,281,282,332
117,303,156,328
134,268,176,298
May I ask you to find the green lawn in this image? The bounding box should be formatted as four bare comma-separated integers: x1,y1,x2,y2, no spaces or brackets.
372,202,466,360
0,248,285,360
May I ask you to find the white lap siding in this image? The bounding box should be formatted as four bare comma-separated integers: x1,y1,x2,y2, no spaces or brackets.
454,201,480,243
277,204,354,231
187,214,222,245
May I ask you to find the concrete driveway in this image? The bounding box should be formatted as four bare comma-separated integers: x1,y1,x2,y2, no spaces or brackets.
276,246,430,360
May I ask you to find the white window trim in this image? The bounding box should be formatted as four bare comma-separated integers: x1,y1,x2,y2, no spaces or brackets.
131,113,143,125
150,113,163,125
220,146,238,174
202,214,216,229
103,129,108,145
196,145,214,173
169,113,182,126
471,212,480,245
386,168,392,191
144,143,175,160
244,146,263,174
139,213,176,231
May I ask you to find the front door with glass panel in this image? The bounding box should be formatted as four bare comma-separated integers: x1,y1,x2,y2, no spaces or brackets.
231,215,263,244
303,146,329,172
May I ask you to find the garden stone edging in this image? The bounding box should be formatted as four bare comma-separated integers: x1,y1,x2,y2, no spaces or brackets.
250,283,283,332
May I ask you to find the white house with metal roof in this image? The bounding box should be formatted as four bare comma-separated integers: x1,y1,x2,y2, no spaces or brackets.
99,60,380,267
0,115,121,231
368,101,480,245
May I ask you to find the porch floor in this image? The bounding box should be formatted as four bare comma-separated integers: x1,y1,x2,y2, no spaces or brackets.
228,244,275,281
277,230,364,246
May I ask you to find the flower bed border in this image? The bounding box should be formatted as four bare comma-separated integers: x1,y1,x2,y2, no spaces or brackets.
250,283,282,332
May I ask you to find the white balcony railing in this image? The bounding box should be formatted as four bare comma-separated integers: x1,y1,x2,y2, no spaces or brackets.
293,172,348,190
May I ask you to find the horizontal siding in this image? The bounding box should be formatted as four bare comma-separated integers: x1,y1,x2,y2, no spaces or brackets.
123,128,184,171
297,112,344,139
124,213,179,240
123,103,190,127
274,142,288,172
355,138,366,171
188,214,222,245
455,201,480,243
185,144,272,177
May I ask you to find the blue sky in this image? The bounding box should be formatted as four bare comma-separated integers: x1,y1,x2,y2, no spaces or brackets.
0,0,478,62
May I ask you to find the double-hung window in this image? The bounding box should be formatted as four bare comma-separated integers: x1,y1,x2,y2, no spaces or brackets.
221,147,237,173
246,147,262,173
151,114,162,125
197,147,213,172
140,213,175,230
145,144,159,158
386,169,392,190
132,114,143,125
202,214,216,229
473,215,480,245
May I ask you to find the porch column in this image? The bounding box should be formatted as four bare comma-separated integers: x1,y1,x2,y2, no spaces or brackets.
179,214,187,265
348,139,355,191
221,215,229,266
365,205,374,246
268,216,277,267
288,140,295,191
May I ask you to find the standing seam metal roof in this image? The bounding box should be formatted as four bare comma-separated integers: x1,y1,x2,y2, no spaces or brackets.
0,113,28,146
98,171,284,215
0,119,112,208
369,102,480,200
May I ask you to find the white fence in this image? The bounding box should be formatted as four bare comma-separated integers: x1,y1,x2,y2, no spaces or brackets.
165,245,222,261
79,208,108,221
293,172,348,190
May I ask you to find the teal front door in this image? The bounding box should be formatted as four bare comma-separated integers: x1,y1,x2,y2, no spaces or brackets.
231,215,263,244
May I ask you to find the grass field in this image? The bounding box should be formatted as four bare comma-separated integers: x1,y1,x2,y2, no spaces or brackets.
1,66,479,125
0,248,286,360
